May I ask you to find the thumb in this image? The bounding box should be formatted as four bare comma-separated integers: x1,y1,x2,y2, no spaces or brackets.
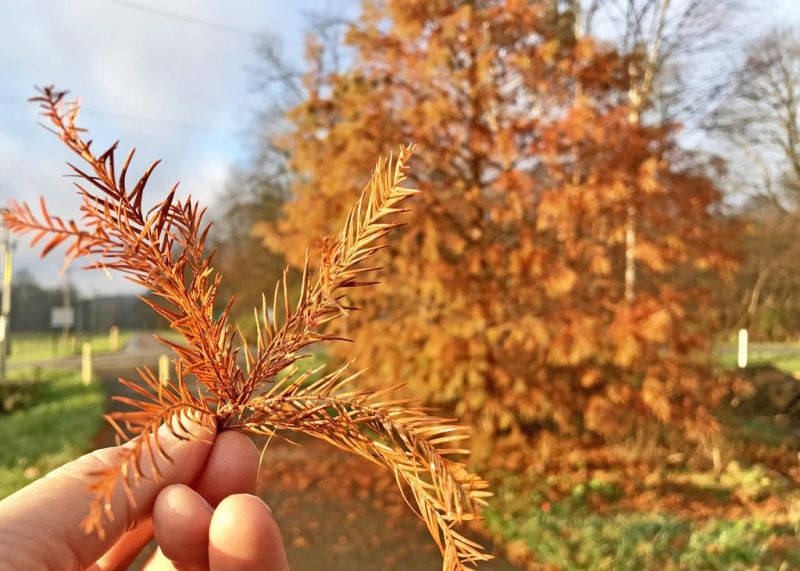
0,411,216,570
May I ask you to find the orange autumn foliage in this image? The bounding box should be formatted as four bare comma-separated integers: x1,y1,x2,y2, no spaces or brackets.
259,1,738,460
7,88,492,571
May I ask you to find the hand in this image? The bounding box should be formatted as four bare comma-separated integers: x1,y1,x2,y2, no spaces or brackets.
0,414,290,571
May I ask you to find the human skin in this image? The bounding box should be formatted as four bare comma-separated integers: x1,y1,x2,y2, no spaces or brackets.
0,414,290,571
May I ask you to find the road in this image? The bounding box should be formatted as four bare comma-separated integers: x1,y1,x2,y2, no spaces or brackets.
7,332,170,375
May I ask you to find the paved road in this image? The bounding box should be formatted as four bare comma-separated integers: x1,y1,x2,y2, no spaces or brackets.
8,332,170,375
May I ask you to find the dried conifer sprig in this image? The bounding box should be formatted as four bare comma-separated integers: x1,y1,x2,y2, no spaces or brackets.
4,86,491,570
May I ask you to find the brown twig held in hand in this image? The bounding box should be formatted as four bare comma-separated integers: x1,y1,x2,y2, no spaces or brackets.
4,86,492,570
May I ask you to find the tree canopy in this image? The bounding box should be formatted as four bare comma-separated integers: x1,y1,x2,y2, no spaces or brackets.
259,0,739,463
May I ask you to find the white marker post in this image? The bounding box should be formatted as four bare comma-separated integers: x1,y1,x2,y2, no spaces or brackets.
109,325,120,352
737,328,749,369
159,354,170,385
81,342,92,385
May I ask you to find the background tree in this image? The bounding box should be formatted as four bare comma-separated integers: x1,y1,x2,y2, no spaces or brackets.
710,28,800,338
210,34,304,327
260,0,736,464
574,0,740,300
213,30,346,328
213,141,292,328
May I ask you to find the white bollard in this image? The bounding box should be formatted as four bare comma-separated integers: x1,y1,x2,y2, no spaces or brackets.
109,325,120,352
737,328,748,369
81,342,92,385
159,354,170,385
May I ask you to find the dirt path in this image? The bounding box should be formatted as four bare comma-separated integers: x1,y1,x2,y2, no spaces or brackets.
257,437,517,570
96,334,517,570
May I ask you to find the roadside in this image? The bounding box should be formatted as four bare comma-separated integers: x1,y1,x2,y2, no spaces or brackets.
256,436,517,571
715,341,800,376
89,334,516,570
10,333,800,569
6,330,158,374
0,369,104,498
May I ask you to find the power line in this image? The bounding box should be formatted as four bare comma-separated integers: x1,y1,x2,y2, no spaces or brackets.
103,0,256,38
81,107,241,135
0,1,311,133
0,94,240,134
99,0,307,50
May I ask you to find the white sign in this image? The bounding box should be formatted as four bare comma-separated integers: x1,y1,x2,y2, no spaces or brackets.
50,307,75,328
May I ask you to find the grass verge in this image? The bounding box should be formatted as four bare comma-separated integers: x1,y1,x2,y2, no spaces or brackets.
483,405,800,570
716,341,800,376
483,471,800,570
0,369,104,498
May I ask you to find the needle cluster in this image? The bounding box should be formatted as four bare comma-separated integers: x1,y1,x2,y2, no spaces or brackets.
4,86,491,570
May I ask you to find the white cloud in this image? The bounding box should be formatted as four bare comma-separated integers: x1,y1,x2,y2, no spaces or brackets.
0,0,330,294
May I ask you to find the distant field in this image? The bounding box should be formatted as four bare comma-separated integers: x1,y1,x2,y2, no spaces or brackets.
7,330,133,365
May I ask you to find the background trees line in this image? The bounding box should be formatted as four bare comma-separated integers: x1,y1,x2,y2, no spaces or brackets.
213,0,800,463
710,28,800,337
8,270,159,333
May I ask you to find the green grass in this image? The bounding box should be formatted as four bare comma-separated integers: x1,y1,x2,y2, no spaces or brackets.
0,370,104,498
484,404,800,570
718,354,800,376
152,329,186,346
481,390,800,570
277,349,329,383
484,473,800,570
8,330,133,365
716,342,800,376
722,410,799,449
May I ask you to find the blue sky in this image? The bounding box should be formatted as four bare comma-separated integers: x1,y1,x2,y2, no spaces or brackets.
0,0,798,296
0,0,355,295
